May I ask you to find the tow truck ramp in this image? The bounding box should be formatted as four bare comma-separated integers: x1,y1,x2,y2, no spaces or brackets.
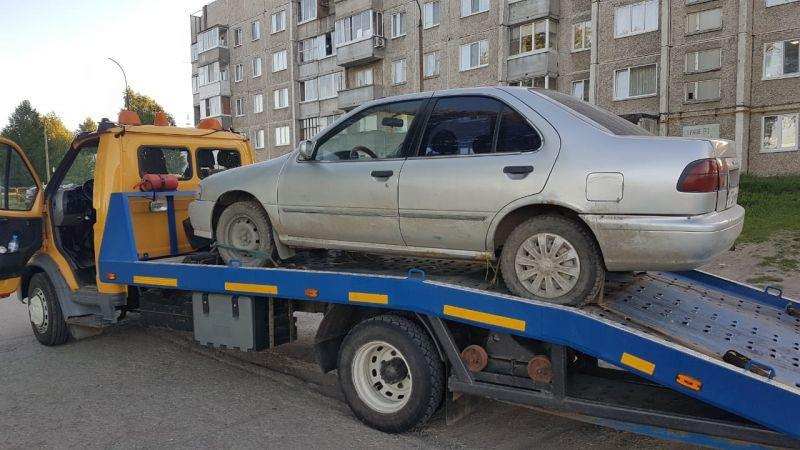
99,192,800,447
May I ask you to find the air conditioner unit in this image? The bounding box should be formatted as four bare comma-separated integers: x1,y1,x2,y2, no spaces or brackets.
373,36,386,48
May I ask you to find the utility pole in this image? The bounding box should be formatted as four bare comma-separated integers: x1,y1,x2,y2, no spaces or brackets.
107,57,130,109
415,0,424,92
42,122,50,183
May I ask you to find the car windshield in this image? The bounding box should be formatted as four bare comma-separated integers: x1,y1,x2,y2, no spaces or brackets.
532,89,652,136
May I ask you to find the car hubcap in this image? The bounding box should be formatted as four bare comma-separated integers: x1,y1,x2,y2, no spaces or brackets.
515,232,581,299
28,288,49,332
352,341,412,414
227,215,260,251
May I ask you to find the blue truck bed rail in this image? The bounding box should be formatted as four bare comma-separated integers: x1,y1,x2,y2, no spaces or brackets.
98,192,800,445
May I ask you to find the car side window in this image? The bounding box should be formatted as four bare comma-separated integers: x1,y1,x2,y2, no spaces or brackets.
197,148,242,179
419,96,503,157
138,146,192,180
0,145,39,211
496,106,542,153
314,100,425,161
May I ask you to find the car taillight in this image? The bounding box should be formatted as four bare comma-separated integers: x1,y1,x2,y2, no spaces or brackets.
677,158,727,193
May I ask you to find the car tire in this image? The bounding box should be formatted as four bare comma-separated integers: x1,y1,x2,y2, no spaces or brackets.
338,314,444,433
28,272,70,346
215,200,275,267
500,214,605,306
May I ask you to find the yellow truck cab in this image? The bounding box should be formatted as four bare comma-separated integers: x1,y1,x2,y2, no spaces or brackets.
0,112,254,344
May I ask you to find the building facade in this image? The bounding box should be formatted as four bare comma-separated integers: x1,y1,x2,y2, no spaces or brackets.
190,0,800,174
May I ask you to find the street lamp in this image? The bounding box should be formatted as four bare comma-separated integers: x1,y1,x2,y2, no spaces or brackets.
415,0,424,92
107,57,130,109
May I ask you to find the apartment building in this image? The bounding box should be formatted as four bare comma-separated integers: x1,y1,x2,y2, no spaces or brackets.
190,0,800,174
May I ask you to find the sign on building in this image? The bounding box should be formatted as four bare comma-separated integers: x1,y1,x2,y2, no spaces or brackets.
682,123,720,139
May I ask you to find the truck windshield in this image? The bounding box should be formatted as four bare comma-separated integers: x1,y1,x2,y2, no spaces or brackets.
532,89,652,136
61,145,97,188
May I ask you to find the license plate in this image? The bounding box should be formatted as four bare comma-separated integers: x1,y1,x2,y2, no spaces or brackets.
726,187,739,208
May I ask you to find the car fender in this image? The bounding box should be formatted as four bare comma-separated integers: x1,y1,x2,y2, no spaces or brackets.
21,253,97,319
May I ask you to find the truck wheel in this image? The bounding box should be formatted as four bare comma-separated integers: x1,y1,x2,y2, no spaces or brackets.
216,200,275,267
500,215,605,306
27,272,70,346
338,315,444,433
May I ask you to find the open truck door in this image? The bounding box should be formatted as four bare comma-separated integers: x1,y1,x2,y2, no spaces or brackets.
0,137,44,298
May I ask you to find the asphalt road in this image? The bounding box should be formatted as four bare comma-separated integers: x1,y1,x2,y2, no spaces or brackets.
0,296,689,449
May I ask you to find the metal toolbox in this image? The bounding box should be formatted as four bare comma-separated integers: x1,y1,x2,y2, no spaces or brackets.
192,293,267,351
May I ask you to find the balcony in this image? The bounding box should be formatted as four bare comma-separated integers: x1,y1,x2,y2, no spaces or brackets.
506,0,559,26
334,0,382,18
195,46,230,67
299,55,339,80
196,81,231,102
337,84,382,110
506,49,558,82
298,101,320,119
336,36,385,67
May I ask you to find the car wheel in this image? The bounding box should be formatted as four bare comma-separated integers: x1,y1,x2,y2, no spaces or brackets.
28,272,70,346
500,215,605,306
215,200,275,267
338,315,444,433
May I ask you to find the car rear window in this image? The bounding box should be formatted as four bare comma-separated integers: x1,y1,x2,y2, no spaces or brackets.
532,89,652,136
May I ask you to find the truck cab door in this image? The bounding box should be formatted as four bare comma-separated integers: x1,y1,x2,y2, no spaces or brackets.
0,137,44,297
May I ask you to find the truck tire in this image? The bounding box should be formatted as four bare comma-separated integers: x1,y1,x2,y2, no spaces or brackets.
27,272,70,346
500,214,605,306
216,200,275,267
338,314,444,433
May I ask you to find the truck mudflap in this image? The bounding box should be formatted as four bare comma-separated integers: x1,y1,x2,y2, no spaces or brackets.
98,192,800,441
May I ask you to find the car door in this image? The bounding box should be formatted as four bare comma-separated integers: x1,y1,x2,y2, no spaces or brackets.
0,137,44,297
277,98,428,247
398,93,560,252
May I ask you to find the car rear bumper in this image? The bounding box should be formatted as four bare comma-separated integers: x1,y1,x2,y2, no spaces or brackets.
580,205,745,271
188,200,215,239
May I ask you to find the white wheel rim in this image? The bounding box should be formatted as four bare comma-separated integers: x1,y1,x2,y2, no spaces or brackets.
351,341,413,414
514,232,581,299
28,288,49,332
227,215,260,251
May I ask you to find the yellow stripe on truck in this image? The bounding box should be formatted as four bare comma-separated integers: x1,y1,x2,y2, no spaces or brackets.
224,282,278,295
443,305,526,332
620,352,656,375
133,276,178,287
348,292,389,304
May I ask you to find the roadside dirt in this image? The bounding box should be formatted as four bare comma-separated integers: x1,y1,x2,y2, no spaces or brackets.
702,231,800,300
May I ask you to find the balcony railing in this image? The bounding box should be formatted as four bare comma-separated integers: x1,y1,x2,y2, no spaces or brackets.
335,36,385,67
506,0,559,25
506,49,558,81
197,81,231,101
337,84,382,110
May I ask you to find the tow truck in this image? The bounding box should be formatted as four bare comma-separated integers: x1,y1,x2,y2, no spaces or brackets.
2,111,799,448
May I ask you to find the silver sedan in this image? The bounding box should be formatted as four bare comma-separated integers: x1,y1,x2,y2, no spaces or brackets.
189,87,744,305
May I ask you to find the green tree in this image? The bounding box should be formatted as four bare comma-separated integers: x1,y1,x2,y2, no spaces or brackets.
77,117,97,133
1,100,46,180
126,88,176,126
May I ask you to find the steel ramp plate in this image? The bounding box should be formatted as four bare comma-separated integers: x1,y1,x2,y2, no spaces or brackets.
601,272,800,389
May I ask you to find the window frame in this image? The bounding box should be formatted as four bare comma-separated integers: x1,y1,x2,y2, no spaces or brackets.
761,113,800,152
195,147,242,179
275,126,292,147
233,27,243,47
685,8,722,35
409,94,544,159
234,64,244,82
235,97,246,116
571,79,590,101
0,144,40,211
274,87,289,109
613,0,659,38
459,40,489,71
423,1,441,28
685,48,722,73
766,0,799,6
253,93,264,113
684,79,721,103
136,146,193,180
613,63,659,100
762,39,800,80
251,20,261,41
272,49,288,72
390,11,407,38
392,59,407,85
252,57,263,78
423,51,440,78
460,0,489,18
572,20,591,52
508,18,557,58
271,10,286,33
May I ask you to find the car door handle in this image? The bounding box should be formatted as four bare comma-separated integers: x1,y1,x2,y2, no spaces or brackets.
371,170,394,178
503,165,534,175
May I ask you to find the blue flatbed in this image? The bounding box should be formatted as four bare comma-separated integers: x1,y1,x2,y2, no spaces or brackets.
99,192,800,447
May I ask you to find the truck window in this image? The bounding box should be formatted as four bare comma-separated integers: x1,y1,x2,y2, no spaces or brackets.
138,146,192,180
61,145,97,188
196,148,242,179
0,144,38,211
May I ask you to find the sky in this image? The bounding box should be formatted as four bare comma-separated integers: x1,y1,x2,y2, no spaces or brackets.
0,0,211,131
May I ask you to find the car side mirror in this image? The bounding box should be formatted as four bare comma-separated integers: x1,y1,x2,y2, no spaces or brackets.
298,140,314,160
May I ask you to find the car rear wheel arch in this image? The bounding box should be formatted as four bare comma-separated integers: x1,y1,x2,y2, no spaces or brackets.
211,190,264,234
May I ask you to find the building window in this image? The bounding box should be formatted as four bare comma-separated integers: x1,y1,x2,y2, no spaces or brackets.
233,27,243,47
390,12,406,38
235,98,245,116
298,0,317,23
614,0,658,38
253,93,264,113
252,57,263,78
509,18,557,56
572,20,591,51
391,59,407,84
686,8,722,34
423,2,441,28
762,113,799,152
274,88,289,109
192,75,199,94
460,40,489,71
300,117,319,140
253,129,265,149
271,10,286,33
334,10,382,46
764,39,800,79
299,33,335,63
234,64,244,82
461,0,489,17
354,68,373,87
300,78,318,102
196,27,228,54
766,0,799,6
511,76,555,89
614,64,657,100
252,20,261,40
685,79,720,102
200,97,226,119
272,50,288,72
572,79,589,101
275,126,291,146
685,48,722,73
424,51,440,77
319,72,343,99
197,61,224,86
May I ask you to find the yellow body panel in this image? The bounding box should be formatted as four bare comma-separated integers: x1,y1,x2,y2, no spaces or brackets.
0,278,21,296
